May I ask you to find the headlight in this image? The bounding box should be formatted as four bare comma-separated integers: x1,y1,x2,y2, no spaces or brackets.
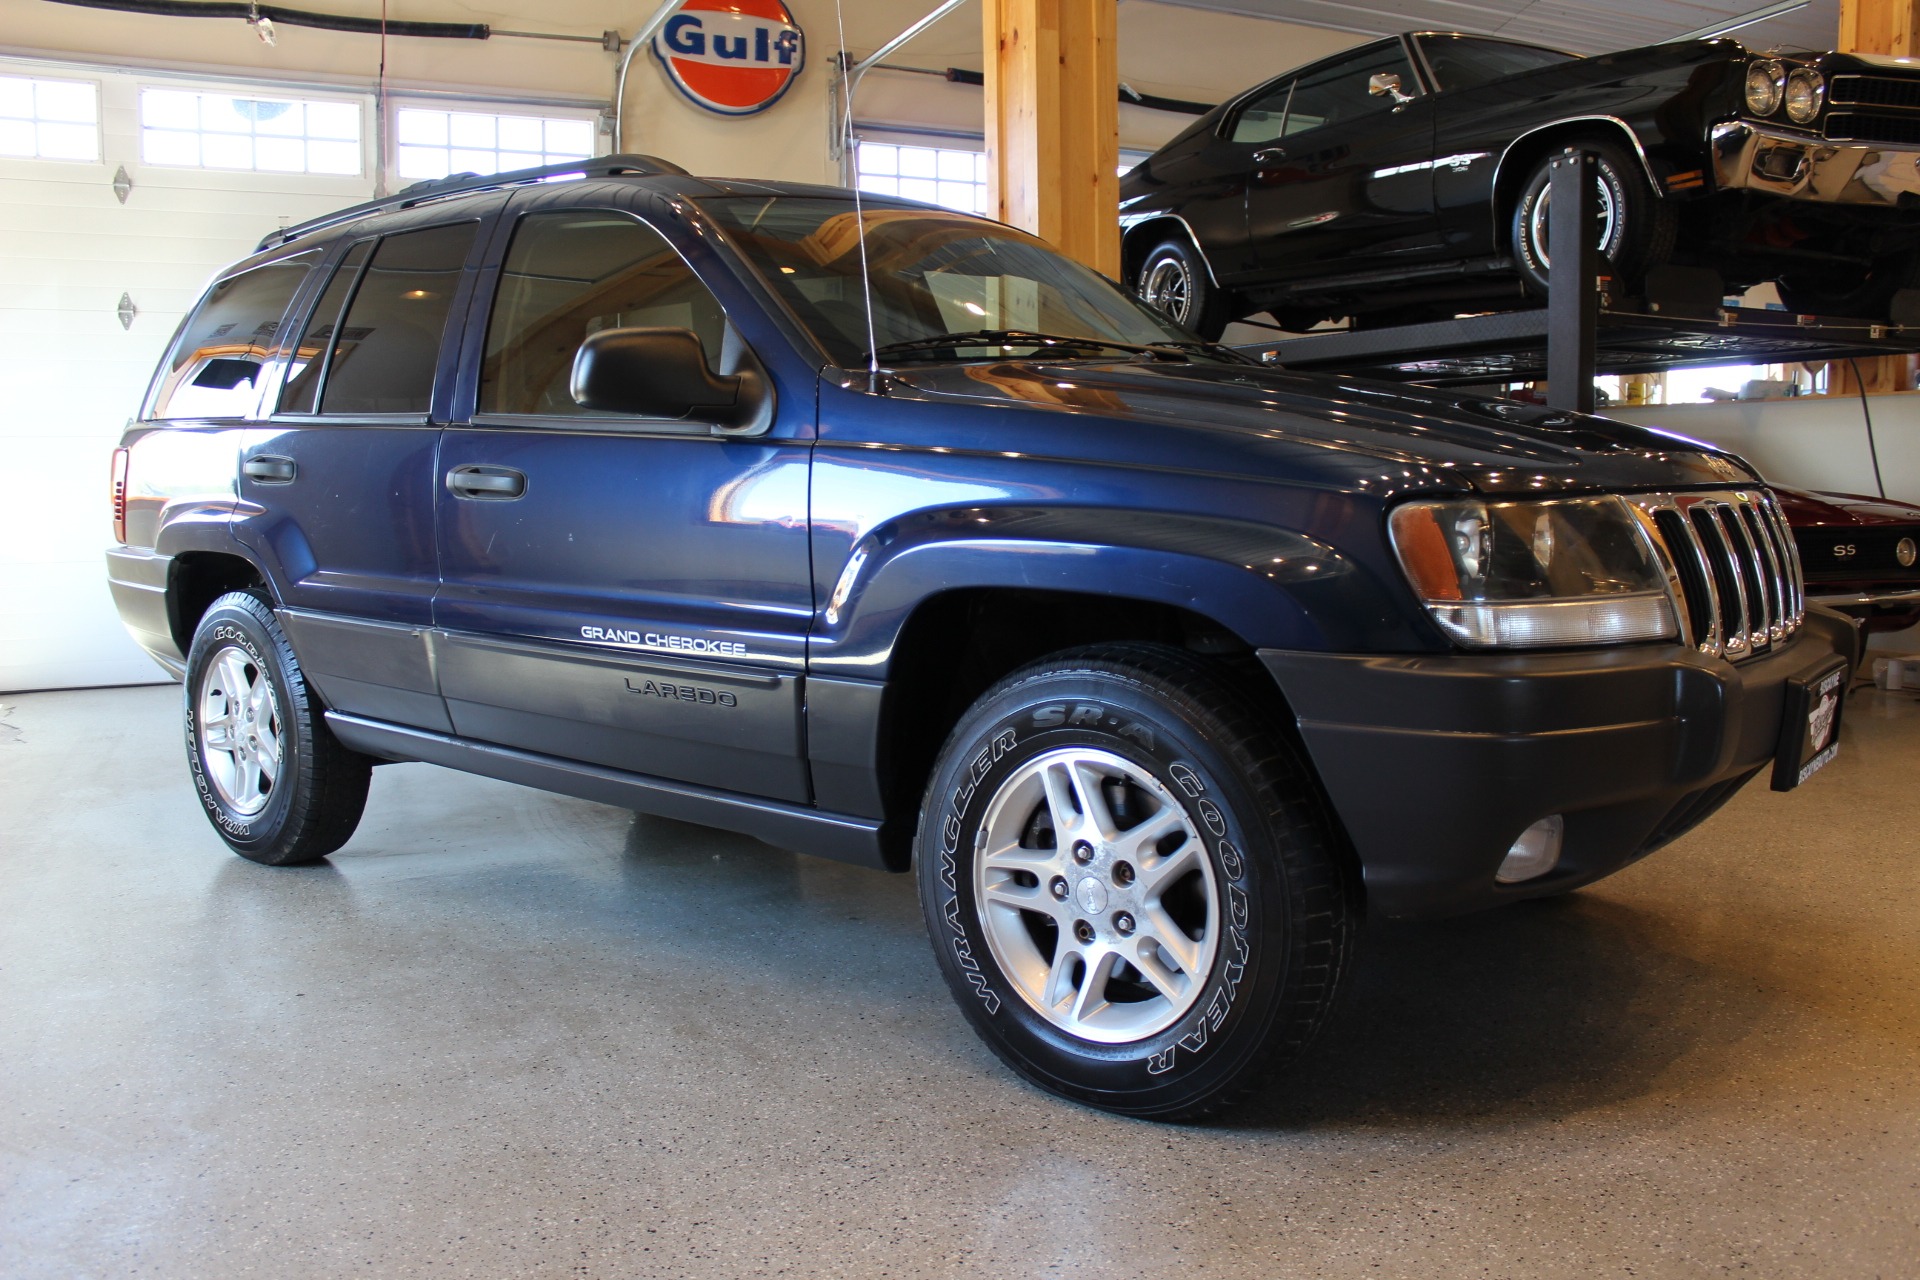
1389,496,1678,648
1784,68,1825,123
1745,60,1785,115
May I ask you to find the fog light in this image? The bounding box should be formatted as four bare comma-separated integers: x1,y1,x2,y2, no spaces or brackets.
1496,815,1565,884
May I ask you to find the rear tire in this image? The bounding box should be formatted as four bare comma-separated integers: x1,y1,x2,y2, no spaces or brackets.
1135,238,1234,341
1511,140,1674,297
1777,250,1920,320
915,643,1355,1120
183,591,371,866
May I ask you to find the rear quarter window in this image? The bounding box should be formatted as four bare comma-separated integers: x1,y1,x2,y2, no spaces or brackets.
150,253,316,420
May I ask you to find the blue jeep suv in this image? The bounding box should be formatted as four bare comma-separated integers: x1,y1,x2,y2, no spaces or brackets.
106,156,1856,1119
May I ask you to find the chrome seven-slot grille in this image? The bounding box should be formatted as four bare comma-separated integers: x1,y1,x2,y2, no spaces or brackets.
1626,490,1805,662
1824,73,1920,146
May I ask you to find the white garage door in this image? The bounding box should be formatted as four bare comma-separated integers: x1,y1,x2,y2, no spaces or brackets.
0,60,375,692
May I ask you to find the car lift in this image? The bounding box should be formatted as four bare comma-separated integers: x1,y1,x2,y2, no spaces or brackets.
1238,149,1920,410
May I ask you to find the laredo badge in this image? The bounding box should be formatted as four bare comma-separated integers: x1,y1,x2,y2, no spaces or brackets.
653,0,805,117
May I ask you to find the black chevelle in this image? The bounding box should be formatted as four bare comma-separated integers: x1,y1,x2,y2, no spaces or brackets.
1121,32,1920,336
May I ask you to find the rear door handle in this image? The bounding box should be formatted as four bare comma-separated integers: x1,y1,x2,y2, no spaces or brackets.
242,455,297,483
1253,147,1287,165
445,464,527,500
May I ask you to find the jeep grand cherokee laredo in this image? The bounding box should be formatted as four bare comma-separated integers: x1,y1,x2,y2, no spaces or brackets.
107,156,1857,1120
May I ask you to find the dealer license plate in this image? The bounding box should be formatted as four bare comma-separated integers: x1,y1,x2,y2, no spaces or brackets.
1770,659,1847,791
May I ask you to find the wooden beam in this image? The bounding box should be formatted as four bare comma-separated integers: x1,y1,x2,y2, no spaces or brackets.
1839,0,1920,58
982,0,1119,277
1833,0,1920,392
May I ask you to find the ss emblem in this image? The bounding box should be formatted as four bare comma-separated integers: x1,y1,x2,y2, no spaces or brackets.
1833,543,1857,559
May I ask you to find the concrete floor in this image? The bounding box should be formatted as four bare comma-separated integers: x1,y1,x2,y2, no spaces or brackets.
3,682,1918,1279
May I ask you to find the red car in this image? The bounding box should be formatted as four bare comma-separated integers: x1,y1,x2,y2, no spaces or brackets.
1776,486,1920,634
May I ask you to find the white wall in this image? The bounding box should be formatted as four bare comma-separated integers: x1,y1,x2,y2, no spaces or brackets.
1611,396,1920,506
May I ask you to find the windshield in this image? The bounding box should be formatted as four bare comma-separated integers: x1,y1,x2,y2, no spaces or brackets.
1417,35,1574,92
699,195,1229,366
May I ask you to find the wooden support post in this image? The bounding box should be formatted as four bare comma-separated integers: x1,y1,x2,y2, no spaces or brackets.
1836,0,1920,391
982,0,1119,277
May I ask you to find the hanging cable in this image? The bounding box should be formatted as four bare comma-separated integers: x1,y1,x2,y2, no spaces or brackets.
42,0,487,38
1846,358,1889,498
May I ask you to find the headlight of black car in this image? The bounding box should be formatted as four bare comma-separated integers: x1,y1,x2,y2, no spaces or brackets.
1745,59,1786,115
1785,69,1825,124
1389,496,1678,648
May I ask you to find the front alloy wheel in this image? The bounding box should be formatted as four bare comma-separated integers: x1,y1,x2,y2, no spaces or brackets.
975,747,1219,1043
917,643,1355,1120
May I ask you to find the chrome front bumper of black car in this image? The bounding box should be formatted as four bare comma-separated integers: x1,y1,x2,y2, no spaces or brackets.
1711,119,1920,207
1259,606,1860,920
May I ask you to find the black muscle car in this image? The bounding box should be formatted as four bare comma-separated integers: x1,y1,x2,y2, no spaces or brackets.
1120,32,1920,337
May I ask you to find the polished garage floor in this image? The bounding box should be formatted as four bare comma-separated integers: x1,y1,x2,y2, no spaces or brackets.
3,682,1917,1279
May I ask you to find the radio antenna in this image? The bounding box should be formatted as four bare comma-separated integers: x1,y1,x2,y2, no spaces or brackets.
832,0,882,390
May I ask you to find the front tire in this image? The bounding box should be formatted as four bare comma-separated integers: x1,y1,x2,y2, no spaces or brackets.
183,591,371,865
1511,141,1673,297
915,644,1355,1120
1135,238,1234,341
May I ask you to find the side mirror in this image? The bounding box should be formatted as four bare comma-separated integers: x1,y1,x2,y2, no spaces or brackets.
569,327,768,433
1368,72,1413,105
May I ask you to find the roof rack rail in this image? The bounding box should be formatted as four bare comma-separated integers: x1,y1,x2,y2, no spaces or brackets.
255,153,690,252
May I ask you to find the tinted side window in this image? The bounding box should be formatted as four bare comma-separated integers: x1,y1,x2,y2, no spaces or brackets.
1230,81,1292,144
278,240,372,415
151,253,316,419
479,210,727,417
1283,46,1418,137
1419,36,1573,93
320,222,476,415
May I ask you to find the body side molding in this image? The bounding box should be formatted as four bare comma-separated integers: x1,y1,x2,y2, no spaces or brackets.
324,712,889,870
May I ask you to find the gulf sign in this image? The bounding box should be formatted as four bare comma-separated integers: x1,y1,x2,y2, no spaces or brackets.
652,0,806,117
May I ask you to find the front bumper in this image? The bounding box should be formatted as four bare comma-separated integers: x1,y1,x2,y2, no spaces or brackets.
1259,606,1858,919
1711,119,1920,208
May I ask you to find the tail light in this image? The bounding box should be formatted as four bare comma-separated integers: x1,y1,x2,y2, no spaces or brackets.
111,447,130,544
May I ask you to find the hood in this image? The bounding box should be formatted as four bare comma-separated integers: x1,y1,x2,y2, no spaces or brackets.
881,359,1760,499
1773,484,1920,528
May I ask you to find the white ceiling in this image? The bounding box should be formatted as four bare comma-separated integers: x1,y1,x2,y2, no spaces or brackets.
1141,0,1840,56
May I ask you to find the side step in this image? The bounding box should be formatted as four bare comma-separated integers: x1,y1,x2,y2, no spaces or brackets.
325,712,891,871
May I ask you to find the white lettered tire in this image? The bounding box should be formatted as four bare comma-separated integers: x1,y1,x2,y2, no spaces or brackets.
183,591,372,865
916,644,1356,1119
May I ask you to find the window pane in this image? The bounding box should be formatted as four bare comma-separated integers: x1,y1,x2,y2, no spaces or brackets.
480,210,728,417
497,115,543,152
138,87,361,175
0,74,98,160
153,254,317,420
35,80,96,123
1231,81,1291,144
321,223,476,415
397,144,448,180
936,150,974,182
279,241,372,414
448,112,496,148
545,118,593,155
859,143,896,175
898,147,937,179
396,108,447,145
1283,47,1417,137
1419,35,1573,92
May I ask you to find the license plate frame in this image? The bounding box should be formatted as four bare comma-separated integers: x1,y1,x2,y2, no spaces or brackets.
1770,658,1848,791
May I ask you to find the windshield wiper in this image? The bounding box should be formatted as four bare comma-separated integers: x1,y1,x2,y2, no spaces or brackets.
860,329,1189,365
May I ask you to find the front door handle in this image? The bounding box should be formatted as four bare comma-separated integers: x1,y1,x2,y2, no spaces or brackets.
1253,147,1287,166
242,455,297,483
445,464,527,500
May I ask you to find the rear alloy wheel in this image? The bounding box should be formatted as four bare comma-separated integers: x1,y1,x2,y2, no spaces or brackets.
916,643,1355,1120
184,591,372,865
1136,238,1233,341
1511,140,1673,297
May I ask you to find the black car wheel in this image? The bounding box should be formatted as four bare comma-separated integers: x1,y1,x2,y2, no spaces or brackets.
1511,141,1674,297
1777,250,1920,321
915,643,1356,1120
183,591,372,865
1136,238,1233,341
